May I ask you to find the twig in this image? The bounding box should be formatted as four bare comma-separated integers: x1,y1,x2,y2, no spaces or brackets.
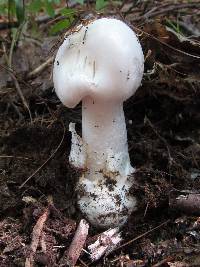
154,88,192,103
19,121,66,189
0,155,30,160
143,203,149,217
145,3,200,20
141,4,166,19
112,220,170,252
178,21,200,37
79,258,89,267
0,62,32,122
0,21,19,30
131,3,200,22
0,7,73,30
27,56,54,79
8,28,18,68
25,209,49,267
152,256,174,267
10,73,33,122
130,25,200,60
60,219,89,267
145,117,173,167
8,23,25,68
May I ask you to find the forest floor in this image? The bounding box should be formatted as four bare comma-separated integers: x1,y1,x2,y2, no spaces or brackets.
0,0,200,266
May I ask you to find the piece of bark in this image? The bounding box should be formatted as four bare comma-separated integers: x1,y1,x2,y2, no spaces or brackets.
88,228,122,262
60,219,89,267
169,190,200,215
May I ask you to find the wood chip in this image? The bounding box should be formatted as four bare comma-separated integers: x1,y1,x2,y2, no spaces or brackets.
88,228,122,262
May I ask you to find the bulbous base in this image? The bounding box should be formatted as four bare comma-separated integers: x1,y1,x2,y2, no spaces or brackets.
77,176,137,228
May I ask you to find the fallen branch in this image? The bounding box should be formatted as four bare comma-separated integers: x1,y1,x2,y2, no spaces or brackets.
169,190,200,215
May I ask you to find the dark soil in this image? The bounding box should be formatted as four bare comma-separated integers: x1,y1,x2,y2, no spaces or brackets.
0,1,200,266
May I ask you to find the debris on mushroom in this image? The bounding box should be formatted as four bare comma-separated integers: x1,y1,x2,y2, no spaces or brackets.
53,18,144,228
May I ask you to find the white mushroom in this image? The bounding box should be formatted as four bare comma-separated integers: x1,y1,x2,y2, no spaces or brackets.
53,18,144,228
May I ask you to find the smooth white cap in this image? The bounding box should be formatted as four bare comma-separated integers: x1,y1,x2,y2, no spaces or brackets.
53,18,144,107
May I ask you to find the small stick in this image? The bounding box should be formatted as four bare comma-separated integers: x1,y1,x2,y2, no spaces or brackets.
131,3,200,22
61,219,89,267
10,71,32,122
0,155,30,160
112,220,170,252
27,56,54,79
169,190,200,215
79,258,89,267
130,25,200,60
25,209,49,267
152,256,174,267
19,122,65,189
0,62,32,121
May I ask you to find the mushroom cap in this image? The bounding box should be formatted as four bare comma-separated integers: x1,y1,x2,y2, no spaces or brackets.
53,18,144,108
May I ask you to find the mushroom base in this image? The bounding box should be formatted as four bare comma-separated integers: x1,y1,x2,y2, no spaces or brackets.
77,175,137,228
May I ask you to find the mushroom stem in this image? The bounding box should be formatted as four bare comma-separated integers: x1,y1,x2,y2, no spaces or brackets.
82,96,133,179
76,96,136,228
